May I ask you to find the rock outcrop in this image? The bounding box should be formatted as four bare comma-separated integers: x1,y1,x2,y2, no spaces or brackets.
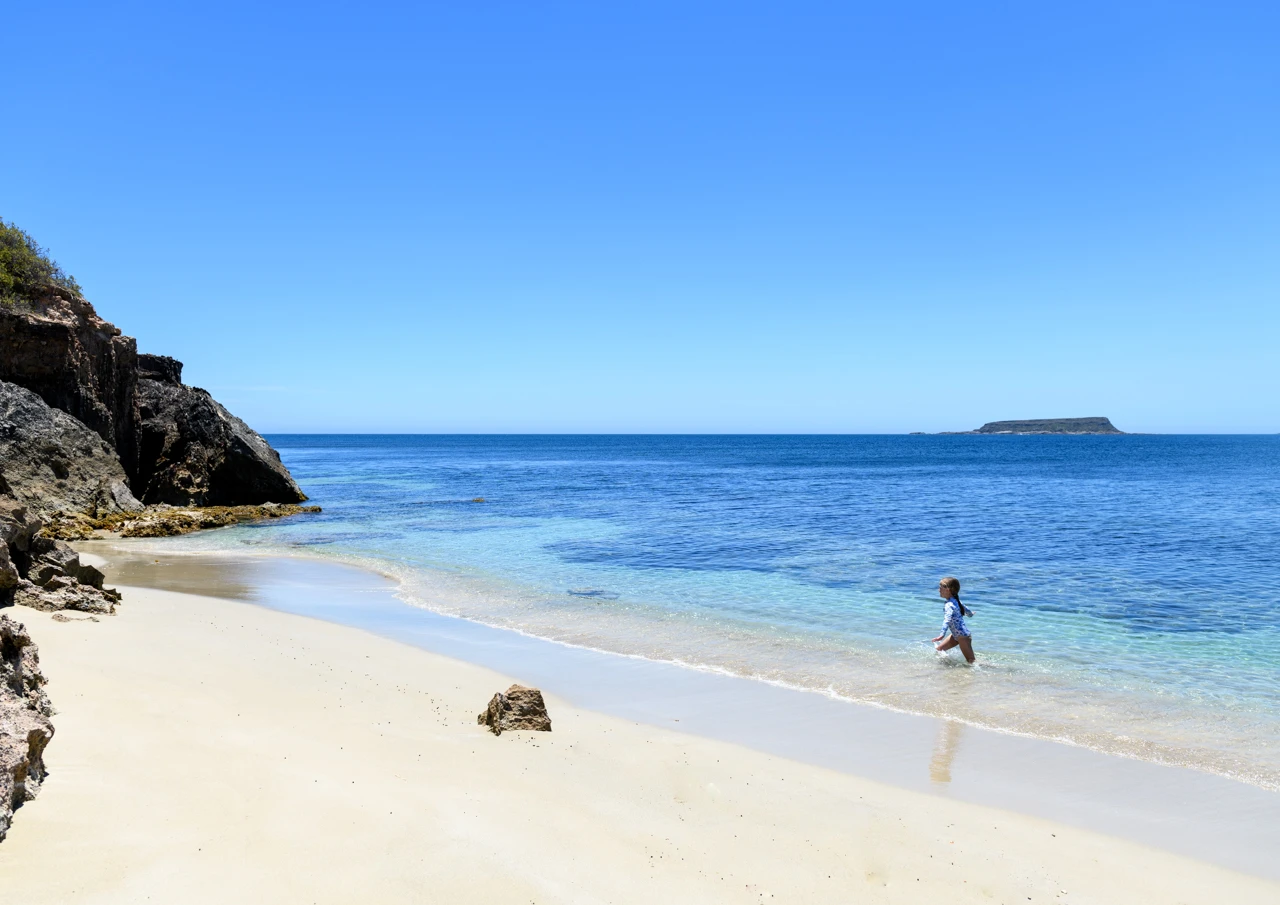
1,487,121,614
0,380,141,519
478,684,552,735
1,277,307,510
0,614,54,842
134,354,306,506
0,287,139,475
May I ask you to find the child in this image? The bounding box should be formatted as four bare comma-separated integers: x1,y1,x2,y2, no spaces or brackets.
931,576,975,663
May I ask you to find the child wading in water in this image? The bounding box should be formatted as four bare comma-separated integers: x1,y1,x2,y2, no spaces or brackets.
931,576,975,663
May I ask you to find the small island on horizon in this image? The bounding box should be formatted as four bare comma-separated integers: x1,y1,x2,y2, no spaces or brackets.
915,417,1125,435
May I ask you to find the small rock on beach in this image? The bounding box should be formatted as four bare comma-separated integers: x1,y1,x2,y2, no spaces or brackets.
477,684,552,736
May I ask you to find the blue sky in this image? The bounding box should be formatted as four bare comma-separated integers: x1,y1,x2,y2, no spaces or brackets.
4,2,1277,432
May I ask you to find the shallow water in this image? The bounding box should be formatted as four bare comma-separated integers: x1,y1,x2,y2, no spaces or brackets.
148,434,1280,788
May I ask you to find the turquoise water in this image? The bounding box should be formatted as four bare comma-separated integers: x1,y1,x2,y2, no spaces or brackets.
153,435,1280,788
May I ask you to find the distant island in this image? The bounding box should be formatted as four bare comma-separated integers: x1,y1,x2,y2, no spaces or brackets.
917,417,1125,435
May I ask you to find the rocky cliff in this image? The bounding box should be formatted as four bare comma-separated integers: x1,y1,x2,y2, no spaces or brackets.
0,287,139,475
1,278,305,509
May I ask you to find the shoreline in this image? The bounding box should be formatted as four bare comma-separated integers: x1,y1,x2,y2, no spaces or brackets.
0,562,1276,903
95,532,1280,794
62,544,1280,882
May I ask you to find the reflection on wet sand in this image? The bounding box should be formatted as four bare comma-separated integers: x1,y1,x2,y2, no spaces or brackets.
75,542,259,601
930,720,964,784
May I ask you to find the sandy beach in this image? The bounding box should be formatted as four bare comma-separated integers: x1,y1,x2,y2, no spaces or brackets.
0,556,1275,904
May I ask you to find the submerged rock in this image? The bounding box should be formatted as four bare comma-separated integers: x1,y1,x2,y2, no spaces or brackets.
478,684,552,736
0,613,54,842
0,381,142,519
134,355,307,506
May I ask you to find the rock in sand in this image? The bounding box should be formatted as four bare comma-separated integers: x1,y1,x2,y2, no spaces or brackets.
477,684,552,735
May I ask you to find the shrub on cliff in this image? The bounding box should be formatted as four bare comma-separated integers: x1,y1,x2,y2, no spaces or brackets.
0,219,81,307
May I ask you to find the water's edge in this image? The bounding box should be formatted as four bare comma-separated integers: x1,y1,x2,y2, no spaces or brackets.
102,533,1280,792
82,542,1280,882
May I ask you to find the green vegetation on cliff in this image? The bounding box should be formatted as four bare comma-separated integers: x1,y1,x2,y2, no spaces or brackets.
0,218,81,307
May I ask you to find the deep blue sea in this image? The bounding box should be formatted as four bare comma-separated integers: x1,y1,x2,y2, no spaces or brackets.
158,435,1280,788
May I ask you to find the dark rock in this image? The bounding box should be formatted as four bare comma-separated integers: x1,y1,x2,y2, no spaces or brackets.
477,684,552,736
0,613,54,842
25,543,104,592
0,287,139,476
0,381,142,518
135,374,306,506
136,353,183,385
75,563,105,589
34,544,78,575
30,561,64,588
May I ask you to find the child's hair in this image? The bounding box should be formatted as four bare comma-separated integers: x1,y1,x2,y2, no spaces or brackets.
941,576,972,618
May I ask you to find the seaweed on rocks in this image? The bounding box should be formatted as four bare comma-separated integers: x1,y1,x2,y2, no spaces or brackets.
41,502,323,541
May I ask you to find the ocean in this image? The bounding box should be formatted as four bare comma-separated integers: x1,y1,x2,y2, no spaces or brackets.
154,434,1280,789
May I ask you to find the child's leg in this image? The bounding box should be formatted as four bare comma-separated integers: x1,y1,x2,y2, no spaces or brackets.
957,635,976,663
935,635,959,652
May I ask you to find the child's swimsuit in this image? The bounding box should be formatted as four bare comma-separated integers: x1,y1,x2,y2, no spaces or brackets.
943,598,971,638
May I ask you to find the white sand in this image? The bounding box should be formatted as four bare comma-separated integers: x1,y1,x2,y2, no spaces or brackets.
1,584,1275,904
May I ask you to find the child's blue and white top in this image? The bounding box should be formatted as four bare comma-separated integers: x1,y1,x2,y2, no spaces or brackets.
943,598,971,638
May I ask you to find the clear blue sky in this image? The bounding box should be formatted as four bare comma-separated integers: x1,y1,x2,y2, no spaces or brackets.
4,2,1277,433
